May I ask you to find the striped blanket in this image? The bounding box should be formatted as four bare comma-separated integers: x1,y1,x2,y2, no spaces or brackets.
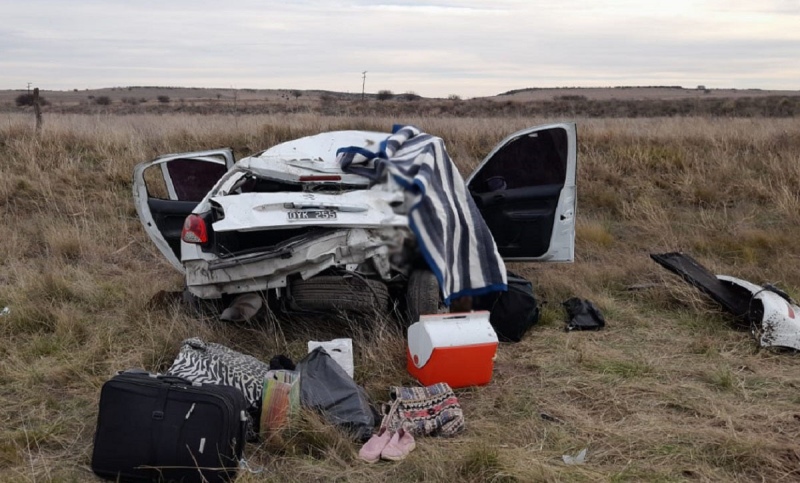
336,125,506,304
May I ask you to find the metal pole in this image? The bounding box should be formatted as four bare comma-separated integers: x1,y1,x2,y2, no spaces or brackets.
362,71,367,101
33,87,42,134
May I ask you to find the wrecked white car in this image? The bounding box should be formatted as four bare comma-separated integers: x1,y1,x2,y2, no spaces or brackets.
133,124,577,319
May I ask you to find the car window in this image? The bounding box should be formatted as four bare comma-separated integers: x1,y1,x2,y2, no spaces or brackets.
471,127,568,193
166,159,229,201
143,165,169,199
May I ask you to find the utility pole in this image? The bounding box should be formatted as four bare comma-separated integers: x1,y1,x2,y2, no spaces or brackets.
231,86,239,131
361,71,367,101
27,82,31,94
33,87,42,134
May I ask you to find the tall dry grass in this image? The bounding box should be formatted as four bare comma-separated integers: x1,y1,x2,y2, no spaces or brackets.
2,112,800,482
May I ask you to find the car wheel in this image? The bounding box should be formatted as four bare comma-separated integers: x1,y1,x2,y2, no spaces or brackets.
406,269,447,323
290,275,391,315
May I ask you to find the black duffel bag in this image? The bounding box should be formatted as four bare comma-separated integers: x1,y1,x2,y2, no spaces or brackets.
473,271,540,342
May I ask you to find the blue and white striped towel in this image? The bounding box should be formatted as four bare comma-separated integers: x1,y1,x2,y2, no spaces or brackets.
336,125,507,305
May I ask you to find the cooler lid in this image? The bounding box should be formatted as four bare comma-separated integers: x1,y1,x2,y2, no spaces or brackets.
408,311,497,368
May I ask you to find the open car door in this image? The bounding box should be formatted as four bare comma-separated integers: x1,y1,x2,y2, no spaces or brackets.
133,149,234,272
466,123,576,261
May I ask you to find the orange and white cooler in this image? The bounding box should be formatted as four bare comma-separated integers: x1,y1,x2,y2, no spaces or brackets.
406,311,499,389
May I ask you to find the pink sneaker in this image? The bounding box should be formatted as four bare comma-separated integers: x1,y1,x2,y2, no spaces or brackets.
380,428,416,461
359,427,392,463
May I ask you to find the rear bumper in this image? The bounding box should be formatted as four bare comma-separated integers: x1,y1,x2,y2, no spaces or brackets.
184,227,410,298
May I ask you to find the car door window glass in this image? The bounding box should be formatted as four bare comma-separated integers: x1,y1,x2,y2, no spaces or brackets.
143,165,170,199
471,128,568,193
167,159,229,201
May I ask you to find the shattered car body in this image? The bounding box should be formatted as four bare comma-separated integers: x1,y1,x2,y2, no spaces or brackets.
133,124,577,316
651,252,800,350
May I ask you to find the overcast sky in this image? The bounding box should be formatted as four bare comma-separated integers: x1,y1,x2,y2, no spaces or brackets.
1,0,798,98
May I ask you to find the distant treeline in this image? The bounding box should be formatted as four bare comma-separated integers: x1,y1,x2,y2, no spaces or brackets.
6,95,799,117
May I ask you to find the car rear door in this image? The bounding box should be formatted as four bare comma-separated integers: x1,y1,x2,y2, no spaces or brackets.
466,123,576,261
133,149,234,272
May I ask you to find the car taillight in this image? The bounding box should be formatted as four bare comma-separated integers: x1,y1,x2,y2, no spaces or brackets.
181,214,208,244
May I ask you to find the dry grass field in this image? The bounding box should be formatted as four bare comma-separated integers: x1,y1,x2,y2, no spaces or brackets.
2,109,800,482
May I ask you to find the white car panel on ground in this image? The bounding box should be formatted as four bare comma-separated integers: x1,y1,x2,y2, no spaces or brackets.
717,275,800,350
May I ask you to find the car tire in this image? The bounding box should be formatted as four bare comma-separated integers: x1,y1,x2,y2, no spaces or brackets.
290,275,391,315
406,269,447,323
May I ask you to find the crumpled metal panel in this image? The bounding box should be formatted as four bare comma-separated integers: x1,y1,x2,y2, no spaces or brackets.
185,227,410,299
652,252,800,350
650,252,752,323
717,275,800,351
209,189,407,233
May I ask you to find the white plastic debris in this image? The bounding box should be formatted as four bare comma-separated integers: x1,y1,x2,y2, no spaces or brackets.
307,338,354,378
562,448,587,465
0,307,9,317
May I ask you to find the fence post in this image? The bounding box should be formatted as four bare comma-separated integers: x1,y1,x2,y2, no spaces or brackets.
33,87,43,134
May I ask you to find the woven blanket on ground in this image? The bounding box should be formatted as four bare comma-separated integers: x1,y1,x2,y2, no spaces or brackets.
380,382,465,437
336,125,507,304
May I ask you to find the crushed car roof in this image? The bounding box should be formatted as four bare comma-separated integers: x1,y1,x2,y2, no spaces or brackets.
236,130,390,184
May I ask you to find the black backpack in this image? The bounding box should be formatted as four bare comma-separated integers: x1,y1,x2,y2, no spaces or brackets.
473,271,540,342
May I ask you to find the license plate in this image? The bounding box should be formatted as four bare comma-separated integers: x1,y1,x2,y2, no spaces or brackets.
287,210,337,220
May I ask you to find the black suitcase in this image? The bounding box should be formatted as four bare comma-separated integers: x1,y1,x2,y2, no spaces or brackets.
91,370,249,482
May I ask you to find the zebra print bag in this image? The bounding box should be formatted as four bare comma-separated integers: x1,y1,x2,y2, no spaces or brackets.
166,338,271,414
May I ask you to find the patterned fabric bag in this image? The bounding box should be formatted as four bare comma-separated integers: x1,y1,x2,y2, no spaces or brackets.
380,382,465,437
166,338,271,415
